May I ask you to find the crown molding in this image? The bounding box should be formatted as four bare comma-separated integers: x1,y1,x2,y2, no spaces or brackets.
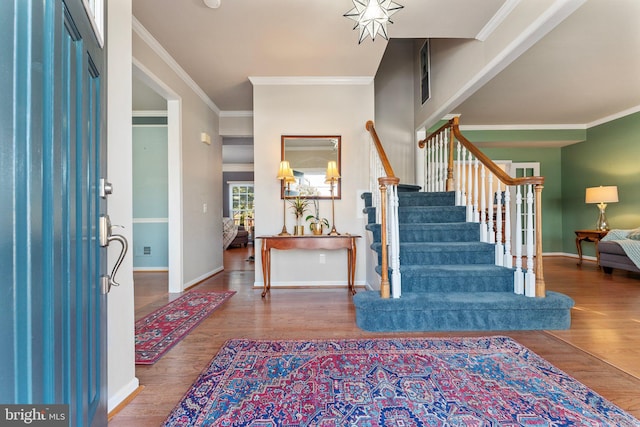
132,16,220,115
587,104,640,128
476,0,522,41
248,76,374,86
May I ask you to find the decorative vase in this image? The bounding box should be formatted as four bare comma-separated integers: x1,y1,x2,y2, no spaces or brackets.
310,223,324,235
294,225,305,236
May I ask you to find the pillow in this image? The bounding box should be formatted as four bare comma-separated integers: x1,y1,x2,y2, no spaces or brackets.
627,228,640,240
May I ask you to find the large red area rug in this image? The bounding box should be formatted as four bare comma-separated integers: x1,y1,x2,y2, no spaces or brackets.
163,336,639,426
135,291,235,365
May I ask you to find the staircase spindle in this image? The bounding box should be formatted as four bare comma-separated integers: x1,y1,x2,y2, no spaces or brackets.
514,185,524,295
525,184,536,297
480,165,487,242
389,185,401,298
455,143,462,205
495,183,503,266
466,150,473,222
488,173,495,244
503,186,512,268
472,158,479,223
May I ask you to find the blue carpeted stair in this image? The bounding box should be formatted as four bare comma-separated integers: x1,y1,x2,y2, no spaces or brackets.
354,190,574,332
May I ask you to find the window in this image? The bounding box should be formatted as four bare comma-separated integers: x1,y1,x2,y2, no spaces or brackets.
230,183,254,227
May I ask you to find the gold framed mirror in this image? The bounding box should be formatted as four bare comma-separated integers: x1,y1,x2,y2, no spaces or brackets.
280,135,341,199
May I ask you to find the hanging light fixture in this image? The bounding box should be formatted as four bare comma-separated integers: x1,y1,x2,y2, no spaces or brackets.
344,0,404,44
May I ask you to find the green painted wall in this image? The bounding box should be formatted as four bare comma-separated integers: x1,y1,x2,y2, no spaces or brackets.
482,147,563,252
561,112,640,256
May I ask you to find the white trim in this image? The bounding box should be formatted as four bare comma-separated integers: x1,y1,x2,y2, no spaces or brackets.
460,123,586,131
167,100,184,293
420,0,586,130
226,181,254,185
183,267,224,290
107,377,139,413
252,280,366,289
220,110,253,118
132,218,169,223
249,76,374,86
133,267,169,272
476,0,522,41
132,17,220,115
587,104,640,128
132,110,167,117
132,124,168,128
223,163,254,172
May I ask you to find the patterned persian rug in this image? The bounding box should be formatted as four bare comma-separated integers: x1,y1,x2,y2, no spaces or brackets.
163,336,639,426
135,291,235,365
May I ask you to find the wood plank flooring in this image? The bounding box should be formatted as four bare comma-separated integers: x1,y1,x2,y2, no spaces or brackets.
109,247,640,425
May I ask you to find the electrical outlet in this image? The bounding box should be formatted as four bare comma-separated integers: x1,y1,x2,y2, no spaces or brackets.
203,203,207,213
319,253,326,264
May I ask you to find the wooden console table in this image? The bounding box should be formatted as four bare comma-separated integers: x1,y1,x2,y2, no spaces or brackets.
259,235,360,297
575,229,609,266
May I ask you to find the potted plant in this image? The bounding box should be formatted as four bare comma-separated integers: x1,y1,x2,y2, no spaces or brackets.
305,198,329,235
288,196,309,235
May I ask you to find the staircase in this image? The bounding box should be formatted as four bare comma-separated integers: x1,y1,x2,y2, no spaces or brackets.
354,188,574,332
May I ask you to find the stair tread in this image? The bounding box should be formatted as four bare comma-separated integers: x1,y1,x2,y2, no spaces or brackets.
399,264,513,274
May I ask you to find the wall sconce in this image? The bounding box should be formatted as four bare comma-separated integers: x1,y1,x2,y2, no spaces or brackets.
277,161,294,236
325,160,341,235
585,185,618,231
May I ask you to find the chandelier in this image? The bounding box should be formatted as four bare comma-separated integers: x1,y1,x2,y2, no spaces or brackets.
344,0,404,44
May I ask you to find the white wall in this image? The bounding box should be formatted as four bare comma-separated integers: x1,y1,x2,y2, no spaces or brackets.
252,80,374,288
414,0,585,130
132,29,223,289
106,0,138,412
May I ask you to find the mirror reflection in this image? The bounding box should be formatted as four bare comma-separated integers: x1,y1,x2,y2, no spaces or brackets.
281,135,341,199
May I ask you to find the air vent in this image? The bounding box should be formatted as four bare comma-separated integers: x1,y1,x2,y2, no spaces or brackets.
143,246,151,255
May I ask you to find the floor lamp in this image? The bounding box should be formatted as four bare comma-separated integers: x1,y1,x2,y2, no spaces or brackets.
277,161,294,236
325,161,341,235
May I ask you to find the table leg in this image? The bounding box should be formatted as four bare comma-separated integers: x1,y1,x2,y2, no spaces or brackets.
348,238,357,295
261,241,270,297
576,237,584,266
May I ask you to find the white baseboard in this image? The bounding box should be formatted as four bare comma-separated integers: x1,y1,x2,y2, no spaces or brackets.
184,266,224,290
133,266,169,272
543,252,596,261
108,377,140,413
253,280,366,289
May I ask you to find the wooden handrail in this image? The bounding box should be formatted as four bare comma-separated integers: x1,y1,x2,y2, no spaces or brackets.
366,120,397,180
419,117,544,187
418,116,546,298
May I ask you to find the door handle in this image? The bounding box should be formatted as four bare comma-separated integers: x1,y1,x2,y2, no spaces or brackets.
100,215,129,294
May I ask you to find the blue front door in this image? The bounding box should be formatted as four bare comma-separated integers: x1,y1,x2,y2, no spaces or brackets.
0,1,107,426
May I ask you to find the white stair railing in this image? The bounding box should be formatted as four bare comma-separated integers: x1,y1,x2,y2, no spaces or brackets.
366,121,401,299
418,117,547,298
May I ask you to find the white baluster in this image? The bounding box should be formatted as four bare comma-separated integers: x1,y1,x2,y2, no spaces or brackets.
441,136,448,192
487,173,495,244
479,165,487,242
466,150,473,222
525,184,536,297
494,183,503,266
472,158,479,223
503,187,512,268
455,142,462,205
390,185,401,298
514,186,524,295
461,146,467,210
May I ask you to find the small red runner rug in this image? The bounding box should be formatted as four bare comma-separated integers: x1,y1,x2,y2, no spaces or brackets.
135,291,235,365
163,336,639,426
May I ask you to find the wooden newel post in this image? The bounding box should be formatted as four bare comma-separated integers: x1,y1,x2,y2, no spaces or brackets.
379,182,390,299
535,184,546,297
446,124,455,191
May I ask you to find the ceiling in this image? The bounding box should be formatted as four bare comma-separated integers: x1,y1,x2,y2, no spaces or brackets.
132,0,640,127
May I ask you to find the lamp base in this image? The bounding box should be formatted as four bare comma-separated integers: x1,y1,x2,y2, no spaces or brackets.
328,226,340,236
595,203,610,231
278,225,291,236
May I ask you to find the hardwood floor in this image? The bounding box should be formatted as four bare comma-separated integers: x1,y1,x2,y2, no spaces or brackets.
109,247,640,425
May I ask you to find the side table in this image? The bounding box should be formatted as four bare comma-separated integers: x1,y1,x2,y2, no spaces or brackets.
575,229,609,266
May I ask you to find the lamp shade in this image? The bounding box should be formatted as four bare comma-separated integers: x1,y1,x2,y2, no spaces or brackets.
277,161,293,180
585,186,618,204
325,161,340,181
